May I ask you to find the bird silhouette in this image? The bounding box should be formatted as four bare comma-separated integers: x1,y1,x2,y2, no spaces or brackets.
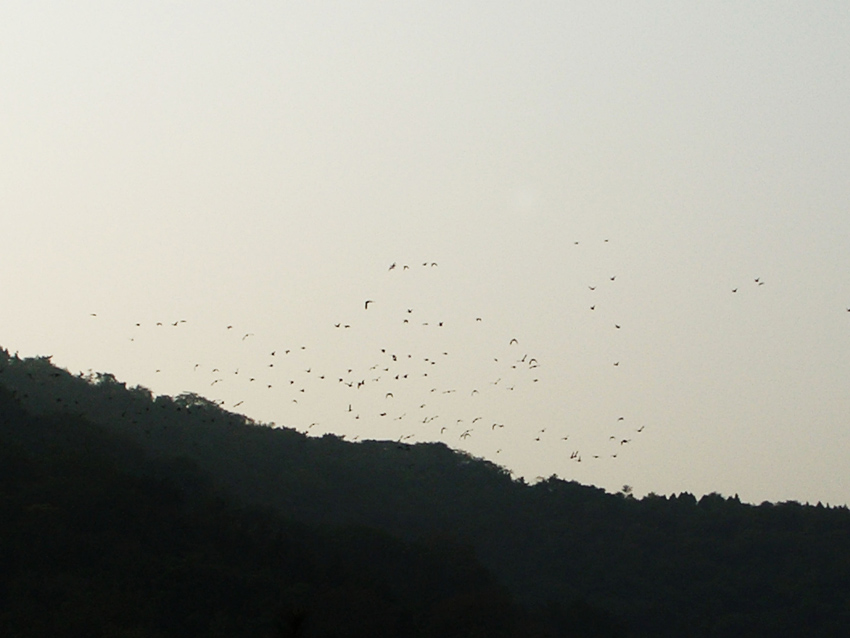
365,300,373,309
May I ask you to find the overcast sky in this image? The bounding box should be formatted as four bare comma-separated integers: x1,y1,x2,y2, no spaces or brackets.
2,1,849,505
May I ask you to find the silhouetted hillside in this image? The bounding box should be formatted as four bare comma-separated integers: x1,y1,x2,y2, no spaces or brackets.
2,348,850,636
1,381,616,637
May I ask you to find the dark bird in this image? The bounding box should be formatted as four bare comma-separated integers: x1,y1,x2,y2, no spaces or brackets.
588,286,596,291
242,333,254,340
610,276,616,281
615,324,621,329
389,262,396,270
732,288,738,293
365,300,373,309
510,338,518,345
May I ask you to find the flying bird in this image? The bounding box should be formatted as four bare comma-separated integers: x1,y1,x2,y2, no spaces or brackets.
365,300,373,309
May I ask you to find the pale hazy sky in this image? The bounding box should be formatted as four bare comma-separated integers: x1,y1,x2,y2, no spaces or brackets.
2,2,849,505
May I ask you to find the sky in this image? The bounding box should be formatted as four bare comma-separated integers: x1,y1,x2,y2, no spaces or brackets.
2,1,849,506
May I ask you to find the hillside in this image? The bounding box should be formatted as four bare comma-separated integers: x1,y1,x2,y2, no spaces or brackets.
2,348,850,636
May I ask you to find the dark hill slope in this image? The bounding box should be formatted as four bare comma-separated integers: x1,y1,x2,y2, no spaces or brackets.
2,350,850,636
1,385,611,638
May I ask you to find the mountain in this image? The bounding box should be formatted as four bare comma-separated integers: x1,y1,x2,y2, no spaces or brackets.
2,348,849,636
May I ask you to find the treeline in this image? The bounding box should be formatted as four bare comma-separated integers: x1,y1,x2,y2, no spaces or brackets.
0,383,618,637
2,349,850,636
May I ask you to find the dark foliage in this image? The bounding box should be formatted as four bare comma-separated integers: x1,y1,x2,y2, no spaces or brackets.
2,349,849,636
